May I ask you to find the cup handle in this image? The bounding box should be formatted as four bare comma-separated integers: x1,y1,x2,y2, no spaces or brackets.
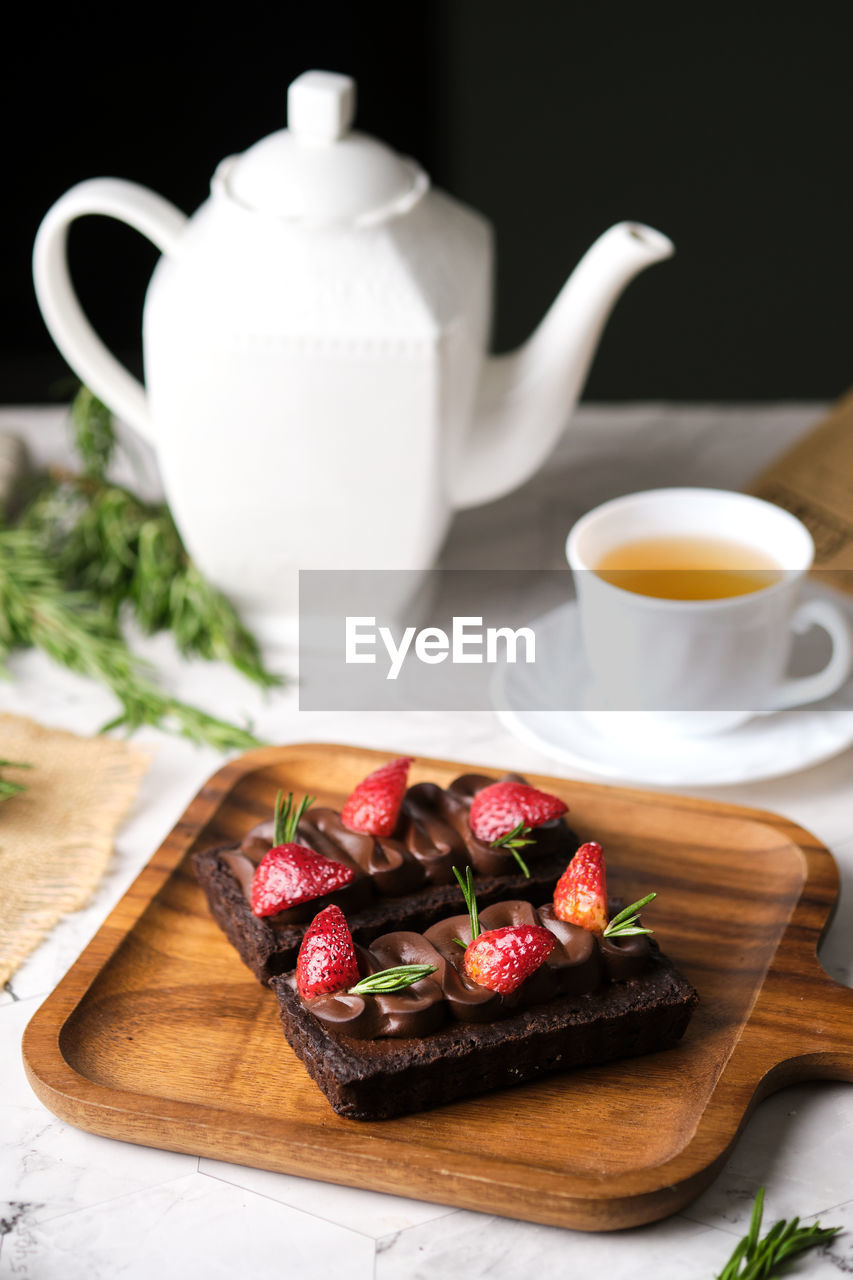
762,598,853,713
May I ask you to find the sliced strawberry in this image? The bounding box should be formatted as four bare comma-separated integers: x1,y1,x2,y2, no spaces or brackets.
553,841,608,933
468,780,568,844
251,844,355,917
296,904,360,999
464,924,555,994
340,755,413,837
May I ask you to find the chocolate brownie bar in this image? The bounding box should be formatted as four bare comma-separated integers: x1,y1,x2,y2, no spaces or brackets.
270,900,698,1121
194,772,576,983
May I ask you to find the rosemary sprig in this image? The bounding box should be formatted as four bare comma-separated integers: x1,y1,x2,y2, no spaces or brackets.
0,385,286,749
0,526,262,752
21,470,279,690
452,864,480,941
0,759,31,803
348,964,437,995
71,384,116,479
272,791,315,846
716,1187,840,1279
602,893,656,938
167,559,280,687
490,821,532,878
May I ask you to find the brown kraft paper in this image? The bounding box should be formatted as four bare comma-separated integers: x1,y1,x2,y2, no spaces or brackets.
750,389,853,594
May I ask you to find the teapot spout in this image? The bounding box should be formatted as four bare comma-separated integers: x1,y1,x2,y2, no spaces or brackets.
452,222,674,510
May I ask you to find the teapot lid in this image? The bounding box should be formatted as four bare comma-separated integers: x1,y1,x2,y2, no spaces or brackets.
220,71,428,226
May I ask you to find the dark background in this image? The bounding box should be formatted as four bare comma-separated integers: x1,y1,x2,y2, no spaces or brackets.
4,2,853,403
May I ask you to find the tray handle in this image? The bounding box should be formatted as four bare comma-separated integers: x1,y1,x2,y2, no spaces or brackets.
769,964,853,1085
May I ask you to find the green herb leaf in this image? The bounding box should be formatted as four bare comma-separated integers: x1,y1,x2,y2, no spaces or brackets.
22,468,280,692
489,822,533,878
0,759,32,803
0,526,264,753
508,848,531,877
0,386,284,750
71,386,116,480
272,791,315,846
715,1186,841,1278
348,964,437,995
602,893,657,939
452,864,480,941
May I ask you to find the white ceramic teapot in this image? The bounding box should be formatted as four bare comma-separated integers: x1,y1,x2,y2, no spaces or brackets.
33,70,674,634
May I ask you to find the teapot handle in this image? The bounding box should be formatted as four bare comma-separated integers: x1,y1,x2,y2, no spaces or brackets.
33,178,188,445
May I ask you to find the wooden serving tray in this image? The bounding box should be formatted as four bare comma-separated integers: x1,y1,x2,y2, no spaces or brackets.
22,744,853,1232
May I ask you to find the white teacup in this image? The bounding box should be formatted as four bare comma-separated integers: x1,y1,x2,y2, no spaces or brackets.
565,487,853,738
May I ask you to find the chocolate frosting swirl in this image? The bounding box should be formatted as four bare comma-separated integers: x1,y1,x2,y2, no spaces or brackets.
224,772,572,923
599,932,653,982
292,934,447,1039
299,899,652,1040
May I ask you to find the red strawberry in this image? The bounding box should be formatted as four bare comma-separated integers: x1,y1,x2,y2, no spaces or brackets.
553,841,608,933
340,756,413,837
296,905,360,999
468,780,568,843
251,844,355,917
464,924,555,994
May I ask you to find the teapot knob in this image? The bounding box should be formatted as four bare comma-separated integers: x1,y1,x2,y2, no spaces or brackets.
287,70,356,144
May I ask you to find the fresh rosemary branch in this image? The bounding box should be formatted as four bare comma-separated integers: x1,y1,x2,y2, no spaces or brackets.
715,1187,841,1278
71,384,116,479
0,759,31,803
21,470,278,689
0,385,287,749
349,964,437,995
20,383,279,691
0,526,261,751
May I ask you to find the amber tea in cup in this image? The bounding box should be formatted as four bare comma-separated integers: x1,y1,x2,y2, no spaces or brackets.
566,488,852,736
593,535,782,600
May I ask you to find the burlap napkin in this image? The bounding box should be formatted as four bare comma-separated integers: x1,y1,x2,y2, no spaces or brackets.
0,714,149,986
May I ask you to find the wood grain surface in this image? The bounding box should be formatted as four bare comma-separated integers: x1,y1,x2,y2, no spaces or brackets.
21,743,853,1231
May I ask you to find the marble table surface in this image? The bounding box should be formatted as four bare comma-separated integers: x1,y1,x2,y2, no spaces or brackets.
1,403,852,1279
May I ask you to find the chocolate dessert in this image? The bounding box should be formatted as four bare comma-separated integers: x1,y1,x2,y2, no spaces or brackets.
193,768,577,983
271,898,698,1121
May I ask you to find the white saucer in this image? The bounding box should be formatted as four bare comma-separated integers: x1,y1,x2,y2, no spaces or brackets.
493,601,853,787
